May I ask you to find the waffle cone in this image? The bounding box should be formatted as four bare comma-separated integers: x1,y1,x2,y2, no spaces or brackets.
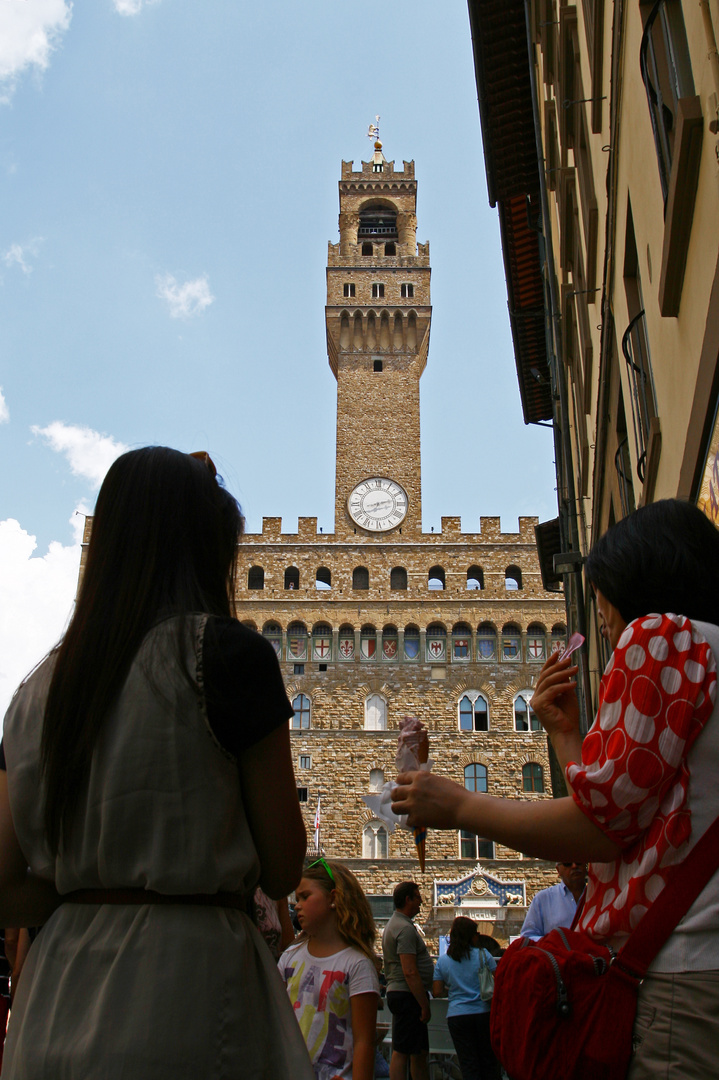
413,828,426,872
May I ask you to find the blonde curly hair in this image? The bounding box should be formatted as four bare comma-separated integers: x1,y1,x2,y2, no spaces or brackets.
299,859,376,962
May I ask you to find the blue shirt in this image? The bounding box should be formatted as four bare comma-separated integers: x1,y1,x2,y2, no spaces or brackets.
520,882,578,940
432,947,497,1016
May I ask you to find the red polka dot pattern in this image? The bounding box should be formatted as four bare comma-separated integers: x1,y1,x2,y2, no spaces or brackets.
567,614,716,943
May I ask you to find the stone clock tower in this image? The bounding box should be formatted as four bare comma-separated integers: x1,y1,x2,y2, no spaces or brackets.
220,144,568,948
326,143,431,538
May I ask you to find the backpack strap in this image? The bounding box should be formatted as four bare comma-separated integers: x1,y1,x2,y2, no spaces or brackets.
616,814,719,978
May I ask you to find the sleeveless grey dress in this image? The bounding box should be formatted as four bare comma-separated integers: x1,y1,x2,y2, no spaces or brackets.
1,616,313,1079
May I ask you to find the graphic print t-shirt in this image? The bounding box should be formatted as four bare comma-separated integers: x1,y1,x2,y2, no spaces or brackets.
278,941,379,1079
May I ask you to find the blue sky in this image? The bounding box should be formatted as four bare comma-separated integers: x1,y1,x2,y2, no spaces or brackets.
0,0,557,713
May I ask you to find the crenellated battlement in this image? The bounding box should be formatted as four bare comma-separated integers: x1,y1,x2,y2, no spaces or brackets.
244,515,540,545
340,158,415,181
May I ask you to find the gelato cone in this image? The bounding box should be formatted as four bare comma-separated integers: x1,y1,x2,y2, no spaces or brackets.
397,717,429,873
413,826,427,872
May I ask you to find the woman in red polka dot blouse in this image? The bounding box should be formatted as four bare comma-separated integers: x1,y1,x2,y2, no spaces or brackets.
393,500,719,1077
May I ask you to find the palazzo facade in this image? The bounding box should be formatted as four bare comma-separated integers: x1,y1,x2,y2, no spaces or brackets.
233,146,567,941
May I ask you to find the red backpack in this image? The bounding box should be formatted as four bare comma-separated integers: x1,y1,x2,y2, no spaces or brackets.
490,816,719,1080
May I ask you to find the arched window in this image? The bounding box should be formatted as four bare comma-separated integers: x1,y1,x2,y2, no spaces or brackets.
514,691,541,732
459,693,489,732
262,622,282,659
551,624,567,654
404,625,420,661
365,693,387,730
428,565,445,590
505,565,523,590
363,821,389,858
523,763,545,793
369,768,385,792
284,566,299,590
467,566,484,590
240,619,257,631
360,625,377,661
464,763,488,793
426,624,446,662
502,623,522,661
452,623,471,661
390,566,407,590
247,566,264,590
315,567,331,590
382,625,398,661
287,622,308,661
353,566,369,590
291,694,311,730
312,623,332,662
476,623,497,660
338,624,355,661
527,623,547,662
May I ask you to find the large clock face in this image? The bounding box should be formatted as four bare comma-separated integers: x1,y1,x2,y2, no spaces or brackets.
347,477,408,532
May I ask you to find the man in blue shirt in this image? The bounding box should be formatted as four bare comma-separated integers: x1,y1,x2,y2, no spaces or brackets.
520,862,587,939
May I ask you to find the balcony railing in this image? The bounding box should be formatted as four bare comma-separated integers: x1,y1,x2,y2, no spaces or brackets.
358,225,398,237
640,0,672,203
622,310,657,484
614,436,635,518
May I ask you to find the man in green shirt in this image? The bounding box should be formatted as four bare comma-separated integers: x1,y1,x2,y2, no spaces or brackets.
382,882,433,1080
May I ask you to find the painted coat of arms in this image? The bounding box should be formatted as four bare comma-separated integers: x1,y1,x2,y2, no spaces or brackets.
313,637,331,660
289,637,307,660
339,636,355,660
427,639,445,661
361,638,376,660
404,638,419,660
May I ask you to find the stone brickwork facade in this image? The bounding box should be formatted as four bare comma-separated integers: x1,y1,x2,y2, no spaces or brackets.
233,148,567,946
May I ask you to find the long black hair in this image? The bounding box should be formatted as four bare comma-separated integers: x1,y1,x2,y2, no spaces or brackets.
446,916,478,962
585,499,719,626
41,446,244,853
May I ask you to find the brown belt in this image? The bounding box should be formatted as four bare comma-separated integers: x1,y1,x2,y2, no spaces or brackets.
63,888,247,909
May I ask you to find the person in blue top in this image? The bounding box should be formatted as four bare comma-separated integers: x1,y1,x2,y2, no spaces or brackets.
432,917,499,1080
519,861,587,940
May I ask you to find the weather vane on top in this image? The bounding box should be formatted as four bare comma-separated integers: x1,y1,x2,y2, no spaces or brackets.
367,116,381,147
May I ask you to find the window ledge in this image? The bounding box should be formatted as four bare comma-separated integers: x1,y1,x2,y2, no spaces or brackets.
659,96,704,318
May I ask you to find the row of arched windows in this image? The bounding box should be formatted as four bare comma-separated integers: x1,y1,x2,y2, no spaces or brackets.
261,621,566,664
246,564,526,592
290,690,541,732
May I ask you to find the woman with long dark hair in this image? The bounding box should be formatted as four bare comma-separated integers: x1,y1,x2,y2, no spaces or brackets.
393,500,719,1077
0,447,314,1079
432,917,499,1080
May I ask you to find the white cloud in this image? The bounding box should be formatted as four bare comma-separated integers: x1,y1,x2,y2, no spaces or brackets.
156,273,215,319
0,388,8,424
2,237,43,275
113,0,161,16
31,421,129,488
0,506,85,719
0,0,72,103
